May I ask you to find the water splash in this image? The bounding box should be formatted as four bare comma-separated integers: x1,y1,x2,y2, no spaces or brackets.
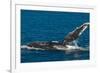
73,40,79,49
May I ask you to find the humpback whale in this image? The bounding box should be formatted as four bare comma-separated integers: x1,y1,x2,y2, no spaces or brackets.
21,22,89,51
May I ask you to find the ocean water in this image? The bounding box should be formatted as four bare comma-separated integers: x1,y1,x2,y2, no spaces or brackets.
21,10,90,63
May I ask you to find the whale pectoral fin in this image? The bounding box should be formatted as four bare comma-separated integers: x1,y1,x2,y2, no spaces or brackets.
63,22,89,45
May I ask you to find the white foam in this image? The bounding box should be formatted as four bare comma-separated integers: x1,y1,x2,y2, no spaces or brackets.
21,45,33,49
21,45,44,50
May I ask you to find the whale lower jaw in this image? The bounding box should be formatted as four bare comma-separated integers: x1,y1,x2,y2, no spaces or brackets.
21,45,88,51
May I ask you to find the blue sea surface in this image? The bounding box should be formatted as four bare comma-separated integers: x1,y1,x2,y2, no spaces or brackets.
21,10,90,63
